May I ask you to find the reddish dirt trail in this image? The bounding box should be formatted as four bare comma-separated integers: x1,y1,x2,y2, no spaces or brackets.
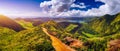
42,28,75,51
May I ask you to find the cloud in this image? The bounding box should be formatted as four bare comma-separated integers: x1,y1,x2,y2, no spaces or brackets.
40,0,75,12
71,3,86,8
95,0,120,15
40,0,120,17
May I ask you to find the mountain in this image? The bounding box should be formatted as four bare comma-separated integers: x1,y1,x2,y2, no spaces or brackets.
0,13,120,51
0,15,25,31
80,13,120,35
88,13,120,35
77,13,120,51
15,17,94,26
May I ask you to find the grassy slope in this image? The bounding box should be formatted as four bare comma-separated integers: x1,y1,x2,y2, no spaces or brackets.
16,20,34,29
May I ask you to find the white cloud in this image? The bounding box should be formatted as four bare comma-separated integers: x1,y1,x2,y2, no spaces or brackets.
40,0,120,17
71,3,86,8
40,0,75,12
94,0,120,15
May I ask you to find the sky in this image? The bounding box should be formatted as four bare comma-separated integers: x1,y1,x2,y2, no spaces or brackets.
0,0,120,18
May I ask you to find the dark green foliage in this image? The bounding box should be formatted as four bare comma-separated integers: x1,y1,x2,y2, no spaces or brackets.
88,13,120,35
84,38,107,51
35,41,54,51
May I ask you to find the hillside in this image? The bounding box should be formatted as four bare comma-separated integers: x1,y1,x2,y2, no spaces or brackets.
0,15,25,31
76,13,120,51
0,20,82,51
89,13,120,35
79,13,120,38
0,13,120,51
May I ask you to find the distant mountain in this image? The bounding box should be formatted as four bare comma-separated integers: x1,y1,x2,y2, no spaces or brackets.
15,18,43,26
15,17,94,26
0,15,25,31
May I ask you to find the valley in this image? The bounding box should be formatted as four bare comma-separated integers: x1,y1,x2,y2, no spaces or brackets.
0,13,120,51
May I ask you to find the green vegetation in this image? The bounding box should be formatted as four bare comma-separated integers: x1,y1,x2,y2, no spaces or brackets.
77,13,120,51
0,13,120,51
65,24,78,32
16,20,34,29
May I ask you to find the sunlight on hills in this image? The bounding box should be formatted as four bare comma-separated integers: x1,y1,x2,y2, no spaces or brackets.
0,15,25,31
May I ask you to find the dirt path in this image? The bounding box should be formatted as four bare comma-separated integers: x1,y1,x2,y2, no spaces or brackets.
42,28,75,51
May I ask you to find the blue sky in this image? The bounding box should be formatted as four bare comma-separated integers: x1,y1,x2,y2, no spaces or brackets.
72,0,104,10
0,0,120,17
0,0,42,13
0,0,104,12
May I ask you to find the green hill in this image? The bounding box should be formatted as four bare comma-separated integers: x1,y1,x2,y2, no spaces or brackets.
89,13,120,35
